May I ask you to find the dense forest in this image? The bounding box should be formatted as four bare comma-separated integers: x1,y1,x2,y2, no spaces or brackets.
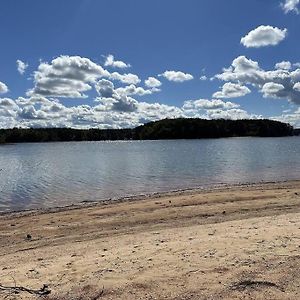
0,118,296,144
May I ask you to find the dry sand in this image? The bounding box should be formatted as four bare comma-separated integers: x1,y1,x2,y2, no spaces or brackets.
1,181,300,299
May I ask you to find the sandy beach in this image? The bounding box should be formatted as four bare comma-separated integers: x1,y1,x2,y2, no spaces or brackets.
1,181,300,299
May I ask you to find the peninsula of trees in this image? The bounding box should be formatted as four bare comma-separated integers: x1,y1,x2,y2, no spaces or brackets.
0,118,296,144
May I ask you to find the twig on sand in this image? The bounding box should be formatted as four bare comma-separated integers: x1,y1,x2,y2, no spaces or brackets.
231,280,285,292
0,283,51,296
91,286,104,300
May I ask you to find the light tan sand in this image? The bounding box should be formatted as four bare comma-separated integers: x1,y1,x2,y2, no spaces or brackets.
1,181,300,299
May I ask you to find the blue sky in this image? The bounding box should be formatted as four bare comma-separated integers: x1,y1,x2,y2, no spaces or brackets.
1,0,300,128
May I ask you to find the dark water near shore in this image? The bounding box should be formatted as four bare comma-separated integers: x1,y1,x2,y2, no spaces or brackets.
0,137,300,212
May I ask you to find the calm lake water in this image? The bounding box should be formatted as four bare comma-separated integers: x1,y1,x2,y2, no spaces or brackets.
0,137,300,212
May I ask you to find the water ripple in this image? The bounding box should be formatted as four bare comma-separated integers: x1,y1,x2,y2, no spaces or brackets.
0,137,300,211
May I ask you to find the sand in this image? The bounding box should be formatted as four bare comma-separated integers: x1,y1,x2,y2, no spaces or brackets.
1,181,300,299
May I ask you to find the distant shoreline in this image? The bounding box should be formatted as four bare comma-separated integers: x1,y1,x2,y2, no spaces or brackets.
1,134,299,146
0,118,296,144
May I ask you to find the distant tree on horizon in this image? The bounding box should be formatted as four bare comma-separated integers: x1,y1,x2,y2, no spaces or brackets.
0,118,295,144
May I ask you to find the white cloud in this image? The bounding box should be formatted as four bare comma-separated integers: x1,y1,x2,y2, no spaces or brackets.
95,79,115,98
261,82,285,98
104,54,131,69
160,70,194,82
16,95,53,107
94,78,160,113
145,77,162,88
241,25,287,48
0,98,19,121
272,107,300,128
136,102,183,124
275,61,292,70
226,55,260,74
29,55,110,98
215,55,300,104
28,55,143,98
16,60,29,75
182,99,256,120
281,0,299,13
205,108,256,120
115,85,160,96
183,99,240,111
94,79,139,112
0,54,266,129
0,98,18,108
94,97,138,113
200,75,207,81
293,82,300,91
213,83,251,99
109,72,141,85
0,93,257,129
0,82,8,94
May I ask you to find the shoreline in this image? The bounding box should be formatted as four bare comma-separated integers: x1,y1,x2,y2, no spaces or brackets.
1,180,300,299
1,134,298,145
1,179,300,217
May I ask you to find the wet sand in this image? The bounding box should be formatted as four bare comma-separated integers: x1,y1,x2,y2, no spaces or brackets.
1,181,300,299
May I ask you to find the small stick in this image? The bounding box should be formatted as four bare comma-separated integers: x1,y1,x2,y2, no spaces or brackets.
0,283,51,296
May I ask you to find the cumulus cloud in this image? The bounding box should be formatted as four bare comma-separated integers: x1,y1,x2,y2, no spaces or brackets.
0,53,263,129
115,85,160,96
16,97,69,122
222,56,260,74
0,98,18,108
0,98,19,121
182,99,255,120
107,96,138,113
275,61,292,70
95,79,115,98
16,60,29,75
145,77,162,88
213,82,251,98
27,55,143,99
241,25,287,48
293,82,300,91
94,76,161,115
160,70,194,82
0,93,256,129
94,79,139,112
19,105,48,120
28,55,110,98
183,99,240,111
215,55,300,104
0,82,8,94
200,75,208,81
281,0,299,13
109,72,141,85
104,54,131,69
206,108,258,120
261,82,285,98
94,78,160,113
272,107,300,127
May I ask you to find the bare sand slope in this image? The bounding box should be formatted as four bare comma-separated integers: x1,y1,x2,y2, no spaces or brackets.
1,181,300,299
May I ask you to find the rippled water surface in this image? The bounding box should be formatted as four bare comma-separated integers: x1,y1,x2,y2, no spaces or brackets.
1,137,300,212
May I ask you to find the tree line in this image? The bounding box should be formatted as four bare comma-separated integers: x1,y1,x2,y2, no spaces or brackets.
0,118,296,144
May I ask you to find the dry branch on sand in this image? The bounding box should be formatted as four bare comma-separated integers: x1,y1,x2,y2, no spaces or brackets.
231,280,285,292
0,282,51,297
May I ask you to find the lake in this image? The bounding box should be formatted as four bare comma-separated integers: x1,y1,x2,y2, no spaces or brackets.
0,137,299,212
